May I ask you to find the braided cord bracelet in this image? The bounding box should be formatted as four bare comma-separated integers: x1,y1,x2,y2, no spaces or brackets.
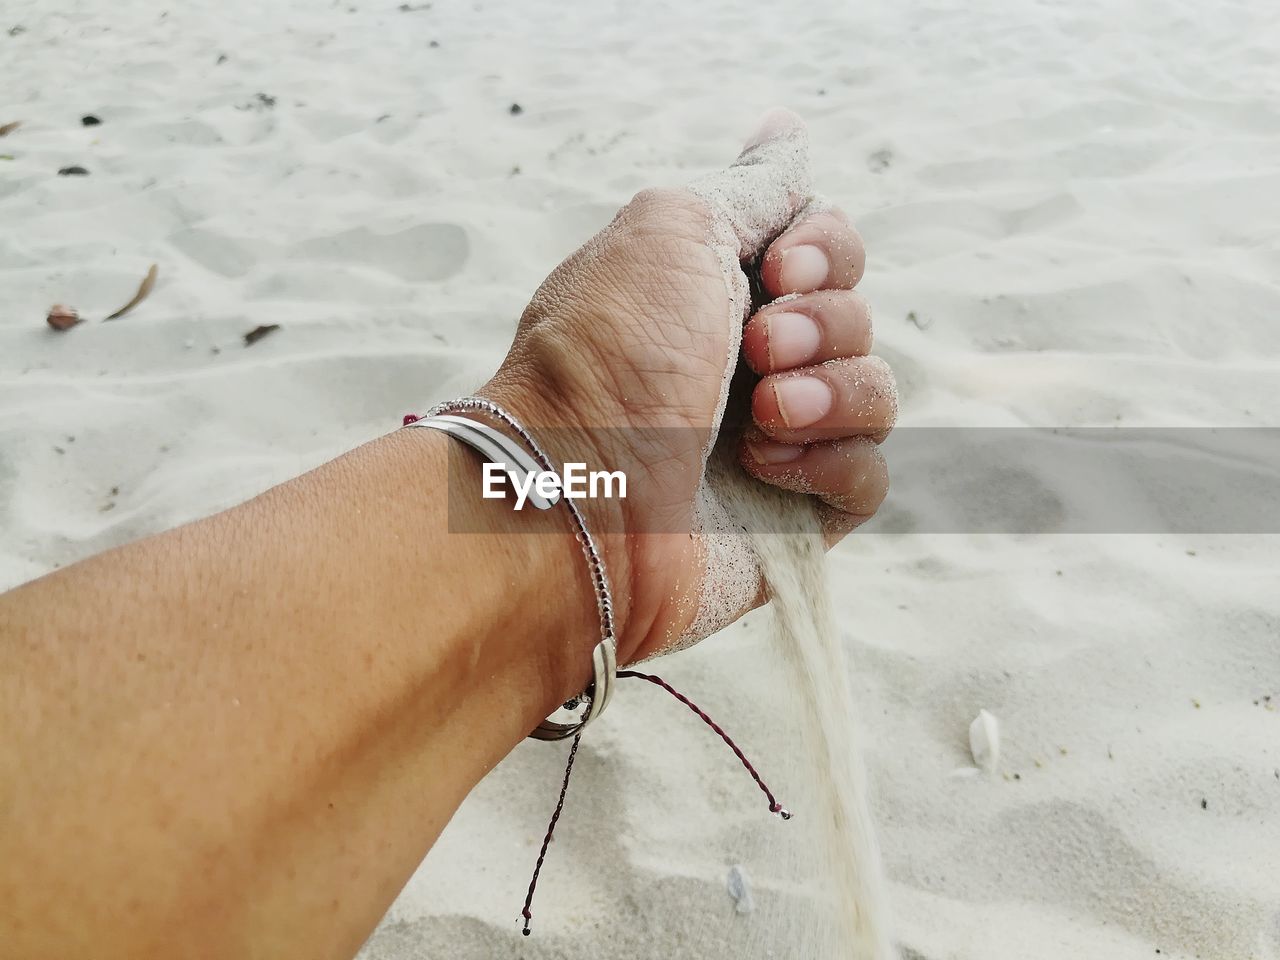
403,396,617,741
401,395,789,935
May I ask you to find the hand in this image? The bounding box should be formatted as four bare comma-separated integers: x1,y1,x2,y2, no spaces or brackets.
483,110,896,665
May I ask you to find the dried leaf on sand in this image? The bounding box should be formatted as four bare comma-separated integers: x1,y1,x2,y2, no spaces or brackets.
105,264,158,321
0,121,22,137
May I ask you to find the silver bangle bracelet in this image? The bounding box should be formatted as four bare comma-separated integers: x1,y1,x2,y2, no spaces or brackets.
404,396,617,741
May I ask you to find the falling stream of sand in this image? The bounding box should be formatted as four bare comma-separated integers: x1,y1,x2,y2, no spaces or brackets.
670,110,896,958
713,450,894,958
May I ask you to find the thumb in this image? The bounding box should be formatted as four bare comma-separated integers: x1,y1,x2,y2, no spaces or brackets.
737,106,806,156
687,108,814,260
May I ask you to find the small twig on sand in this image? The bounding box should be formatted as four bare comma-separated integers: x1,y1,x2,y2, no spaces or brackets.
243,324,281,346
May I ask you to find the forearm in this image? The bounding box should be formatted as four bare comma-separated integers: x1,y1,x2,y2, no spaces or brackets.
0,426,609,959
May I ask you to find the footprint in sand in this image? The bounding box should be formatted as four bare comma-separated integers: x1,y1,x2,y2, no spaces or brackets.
290,223,469,282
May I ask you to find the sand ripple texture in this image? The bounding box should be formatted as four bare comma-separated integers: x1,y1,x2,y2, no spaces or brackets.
3,0,1278,957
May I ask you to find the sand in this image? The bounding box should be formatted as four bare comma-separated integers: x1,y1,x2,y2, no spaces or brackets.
3,0,1279,957
715,459,895,959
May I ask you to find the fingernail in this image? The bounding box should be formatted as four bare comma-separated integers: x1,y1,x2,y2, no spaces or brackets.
766,311,821,369
778,244,829,293
746,440,805,465
773,376,833,429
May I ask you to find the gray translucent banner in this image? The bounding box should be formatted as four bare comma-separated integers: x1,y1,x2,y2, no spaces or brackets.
876,427,1280,534
440,427,1280,534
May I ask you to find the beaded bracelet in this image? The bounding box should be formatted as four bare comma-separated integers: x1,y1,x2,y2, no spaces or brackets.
403,396,617,741
401,396,788,937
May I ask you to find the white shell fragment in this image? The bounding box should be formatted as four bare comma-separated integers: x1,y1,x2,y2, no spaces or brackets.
969,709,1001,773
727,864,755,915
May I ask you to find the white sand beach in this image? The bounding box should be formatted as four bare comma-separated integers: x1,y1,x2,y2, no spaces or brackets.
3,0,1278,957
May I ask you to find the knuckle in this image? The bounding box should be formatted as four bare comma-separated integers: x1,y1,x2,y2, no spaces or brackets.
835,443,889,514
627,186,692,218
834,292,874,351
622,187,711,238
628,186,678,210
858,355,897,414
864,353,895,387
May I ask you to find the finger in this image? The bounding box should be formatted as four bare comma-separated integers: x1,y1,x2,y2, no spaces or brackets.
739,433,889,518
816,502,868,549
687,107,814,261
742,289,872,375
760,209,865,298
751,355,897,444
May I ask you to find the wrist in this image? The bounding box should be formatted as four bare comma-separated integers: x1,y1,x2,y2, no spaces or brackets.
476,370,638,665
380,424,611,730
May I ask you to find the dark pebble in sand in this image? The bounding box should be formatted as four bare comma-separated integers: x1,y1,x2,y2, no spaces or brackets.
236,93,276,111
243,323,281,346
81,114,101,126
509,102,523,115
867,147,893,173
58,165,89,176
216,53,228,64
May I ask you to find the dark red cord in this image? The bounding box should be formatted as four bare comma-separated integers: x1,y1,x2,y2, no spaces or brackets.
617,669,791,820
519,673,790,937
520,732,582,936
